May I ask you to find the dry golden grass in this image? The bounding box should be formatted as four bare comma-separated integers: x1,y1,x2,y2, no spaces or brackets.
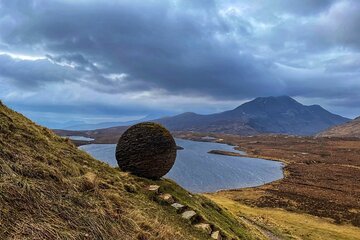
0,102,251,240
207,195,360,240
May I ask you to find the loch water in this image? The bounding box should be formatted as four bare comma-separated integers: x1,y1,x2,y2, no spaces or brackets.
79,138,283,193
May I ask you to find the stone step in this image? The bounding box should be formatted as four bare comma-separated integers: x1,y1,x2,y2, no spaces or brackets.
194,223,212,235
147,185,160,193
211,230,222,240
150,190,226,239
171,202,185,212
181,210,197,221
159,193,175,204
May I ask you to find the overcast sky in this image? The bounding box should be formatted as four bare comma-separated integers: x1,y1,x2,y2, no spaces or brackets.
1,0,360,127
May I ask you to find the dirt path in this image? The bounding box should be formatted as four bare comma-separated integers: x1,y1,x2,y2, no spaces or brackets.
238,216,282,240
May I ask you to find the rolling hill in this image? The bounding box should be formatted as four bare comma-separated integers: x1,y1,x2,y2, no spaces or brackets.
0,101,252,239
317,116,360,138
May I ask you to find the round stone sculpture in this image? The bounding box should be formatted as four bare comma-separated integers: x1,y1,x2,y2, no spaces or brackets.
115,122,177,179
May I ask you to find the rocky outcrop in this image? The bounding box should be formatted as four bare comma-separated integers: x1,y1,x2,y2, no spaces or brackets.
116,122,177,179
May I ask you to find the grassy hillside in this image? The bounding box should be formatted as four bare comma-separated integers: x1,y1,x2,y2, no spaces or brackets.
207,195,360,240
0,101,253,240
317,117,360,138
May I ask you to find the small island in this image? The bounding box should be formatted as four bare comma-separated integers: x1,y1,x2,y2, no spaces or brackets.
208,150,243,157
176,145,184,150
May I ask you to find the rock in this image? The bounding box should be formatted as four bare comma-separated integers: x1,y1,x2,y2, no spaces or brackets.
194,223,212,234
176,145,184,150
181,210,197,220
81,172,97,191
211,231,222,240
148,185,160,193
116,122,177,179
159,193,174,204
171,203,185,211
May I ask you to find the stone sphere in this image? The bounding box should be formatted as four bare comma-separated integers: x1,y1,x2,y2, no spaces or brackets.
115,122,177,179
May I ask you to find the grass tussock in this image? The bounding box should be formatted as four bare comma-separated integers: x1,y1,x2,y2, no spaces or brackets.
0,103,252,240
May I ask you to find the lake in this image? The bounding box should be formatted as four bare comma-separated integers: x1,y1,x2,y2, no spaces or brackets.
79,138,283,193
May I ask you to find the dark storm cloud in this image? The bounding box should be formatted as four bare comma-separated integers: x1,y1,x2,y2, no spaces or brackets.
0,0,284,99
1,0,360,120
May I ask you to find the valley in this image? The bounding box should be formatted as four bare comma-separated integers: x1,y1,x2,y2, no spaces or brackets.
59,127,360,238
29,97,360,238
3,100,360,239
56,122,360,228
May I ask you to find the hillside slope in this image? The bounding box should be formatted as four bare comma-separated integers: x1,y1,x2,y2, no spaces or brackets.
318,117,360,138
156,96,349,136
0,101,252,240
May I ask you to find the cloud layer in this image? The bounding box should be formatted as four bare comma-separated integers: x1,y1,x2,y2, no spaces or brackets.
1,0,360,124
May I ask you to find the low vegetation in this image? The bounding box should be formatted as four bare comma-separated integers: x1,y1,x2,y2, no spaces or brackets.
207,195,360,240
318,116,360,138
0,102,252,239
175,132,360,227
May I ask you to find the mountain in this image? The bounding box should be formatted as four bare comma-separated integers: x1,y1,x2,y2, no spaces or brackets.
156,96,350,136
317,116,360,138
0,101,250,239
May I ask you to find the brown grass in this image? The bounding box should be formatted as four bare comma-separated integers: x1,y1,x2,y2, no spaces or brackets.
174,132,360,227
0,103,251,239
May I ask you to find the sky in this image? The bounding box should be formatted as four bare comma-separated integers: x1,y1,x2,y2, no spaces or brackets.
1,0,360,127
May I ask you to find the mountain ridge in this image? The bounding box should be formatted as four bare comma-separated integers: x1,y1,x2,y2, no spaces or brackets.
155,96,349,136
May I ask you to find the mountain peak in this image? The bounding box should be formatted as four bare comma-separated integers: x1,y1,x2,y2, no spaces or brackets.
234,96,302,114
251,95,299,104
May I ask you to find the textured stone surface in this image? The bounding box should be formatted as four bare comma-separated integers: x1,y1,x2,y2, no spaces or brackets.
181,210,197,220
211,230,222,240
116,122,177,179
171,203,185,210
159,193,175,204
194,223,212,234
148,185,160,193
171,203,185,213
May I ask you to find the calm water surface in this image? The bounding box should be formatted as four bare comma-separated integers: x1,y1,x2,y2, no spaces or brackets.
66,136,94,141
79,138,283,193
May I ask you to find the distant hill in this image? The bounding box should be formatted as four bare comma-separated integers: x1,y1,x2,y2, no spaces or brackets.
60,114,163,130
156,96,350,136
54,125,129,144
55,96,349,140
317,117,360,138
